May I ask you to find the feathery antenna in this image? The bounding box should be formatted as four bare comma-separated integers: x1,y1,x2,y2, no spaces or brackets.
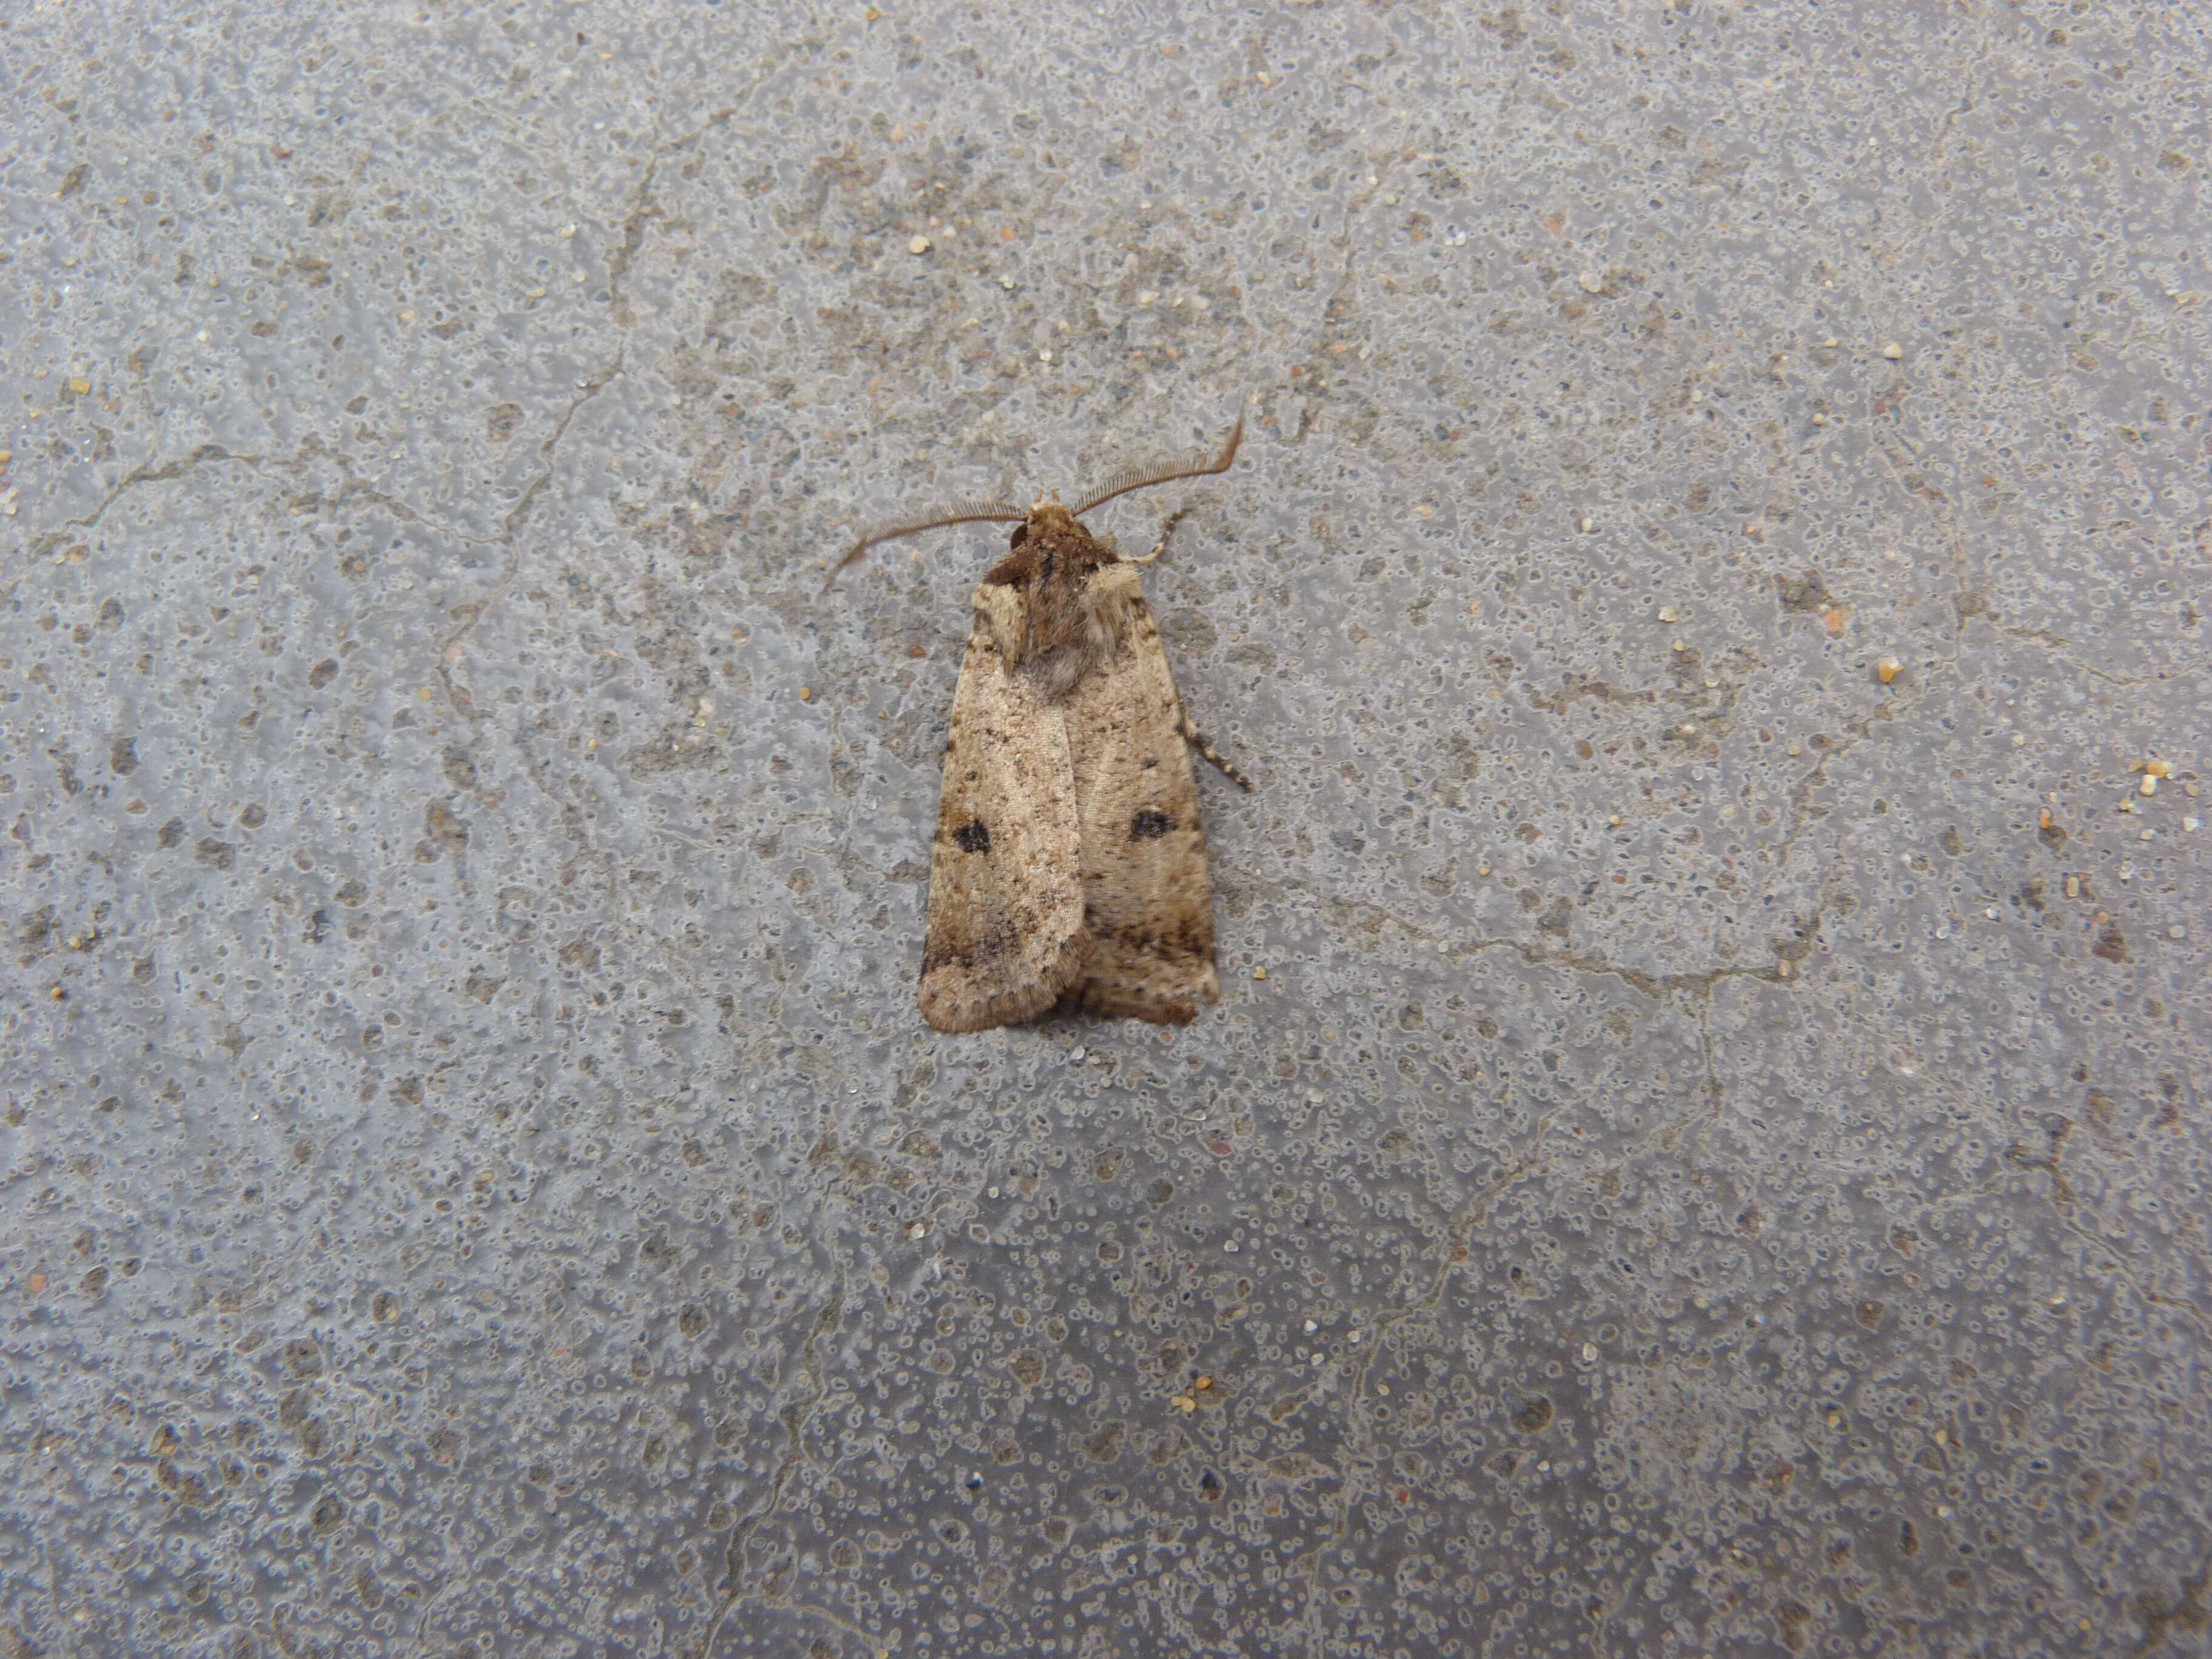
827,410,1245,589
1071,412,1244,518
826,498,1027,588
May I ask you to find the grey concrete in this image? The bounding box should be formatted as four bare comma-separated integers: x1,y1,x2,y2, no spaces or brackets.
2,3,2206,1655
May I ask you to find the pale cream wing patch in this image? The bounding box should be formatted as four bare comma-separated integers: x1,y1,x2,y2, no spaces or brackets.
918,589,1088,1033
1059,565,1221,1024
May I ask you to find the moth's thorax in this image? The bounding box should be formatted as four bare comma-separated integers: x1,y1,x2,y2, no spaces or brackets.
982,503,1118,589
968,503,1129,702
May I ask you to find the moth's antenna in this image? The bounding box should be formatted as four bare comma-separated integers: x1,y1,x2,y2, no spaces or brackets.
1071,412,1244,519
825,499,1027,589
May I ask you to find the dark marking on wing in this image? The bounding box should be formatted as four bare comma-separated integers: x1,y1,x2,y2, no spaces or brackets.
1094,913,1212,958
953,819,993,854
1128,808,1176,842
922,920,1016,971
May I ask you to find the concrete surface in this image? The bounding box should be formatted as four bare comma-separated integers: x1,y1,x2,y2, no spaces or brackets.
3,2,2207,1655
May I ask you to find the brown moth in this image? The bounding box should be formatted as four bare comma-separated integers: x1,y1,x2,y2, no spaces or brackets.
835,417,1251,1033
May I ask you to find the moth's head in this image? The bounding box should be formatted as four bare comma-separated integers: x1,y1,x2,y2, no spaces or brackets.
1016,501,1085,548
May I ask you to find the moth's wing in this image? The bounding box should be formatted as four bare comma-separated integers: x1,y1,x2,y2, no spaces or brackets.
917,586,1089,1033
1060,565,1221,1024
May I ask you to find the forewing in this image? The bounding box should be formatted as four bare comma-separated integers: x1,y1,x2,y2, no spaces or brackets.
1059,566,1221,1024
918,592,1088,1033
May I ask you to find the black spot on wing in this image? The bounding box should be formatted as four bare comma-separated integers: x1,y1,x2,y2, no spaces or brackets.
953,818,993,854
1129,808,1176,842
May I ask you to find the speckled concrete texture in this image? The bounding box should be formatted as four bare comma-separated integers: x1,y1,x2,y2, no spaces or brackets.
3,3,2207,1656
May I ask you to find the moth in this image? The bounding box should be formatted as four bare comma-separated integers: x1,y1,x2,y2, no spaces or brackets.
835,417,1252,1033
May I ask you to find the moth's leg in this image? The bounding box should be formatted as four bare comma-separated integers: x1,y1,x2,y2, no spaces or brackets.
1179,708,1253,791
1125,507,1190,566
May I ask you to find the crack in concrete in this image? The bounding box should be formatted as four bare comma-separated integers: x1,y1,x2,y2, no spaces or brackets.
1298,881,1836,1000
25,443,257,558
2004,1114,2212,1349
405,1507,483,1657
17,435,464,573
433,348,628,721
1837,403,2198,791
1855,1071,2212,1360
602,70,789,325
1976,617,2197,690
1284,876,1847,1650
503,349,628,541
606,153,666,329
1768,426,1975,871
21,101,782,712
690,1282,854,1659
1765,686,1958,874
1296,1158,1532,1658
695,1275,852,1659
